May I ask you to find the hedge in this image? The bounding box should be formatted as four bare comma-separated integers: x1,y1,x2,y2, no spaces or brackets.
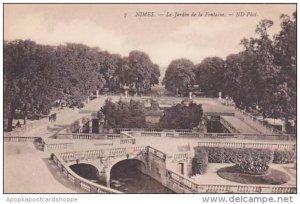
273,150,295,164
195,146,274,175
196,146,295,164
192,148,208,175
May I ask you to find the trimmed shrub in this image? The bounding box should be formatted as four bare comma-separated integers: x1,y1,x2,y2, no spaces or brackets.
192,148,208,175
196,147,225,163
195,146,274,175
273,150,295,164
235,148,273,175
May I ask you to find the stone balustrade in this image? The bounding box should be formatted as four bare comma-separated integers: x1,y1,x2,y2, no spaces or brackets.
235,108,287,135
52,132,135,146
148,146,167,161
43,142,74,152
197,141,296,151
166,169,296,194
219,116,240,133
203,133,294,141
58,146,147,162
141,132,162,137
55,133,121,140
51,153,121,193
122,130,294,141
4,136,40,142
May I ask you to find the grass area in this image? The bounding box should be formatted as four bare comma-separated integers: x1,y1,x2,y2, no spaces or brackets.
217,165,290,185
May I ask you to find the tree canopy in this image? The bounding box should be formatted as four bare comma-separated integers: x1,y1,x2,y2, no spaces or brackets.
159,102,203,129
195,57,225,96
163,11,296,123
4,41,160,131
163,58,195,96
100,99,147,128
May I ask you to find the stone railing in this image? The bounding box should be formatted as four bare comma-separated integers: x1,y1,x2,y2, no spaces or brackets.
198,141,296,151
4,136,41,142
147,146,167,161
54,133,121,140
51,153,121,193
122,130,294,141
170,152,192,163
43,142,74,152
166,169,296,194
219,116,239,133
141,132,163,137
53,132,135,145
203,133,295,141
116,128,195,133
235,108,285,135
58,146,147,162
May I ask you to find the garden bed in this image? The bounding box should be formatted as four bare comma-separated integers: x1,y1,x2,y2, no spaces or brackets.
217,165,290,185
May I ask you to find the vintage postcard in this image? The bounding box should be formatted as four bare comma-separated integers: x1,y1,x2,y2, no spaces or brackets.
2,2,297,202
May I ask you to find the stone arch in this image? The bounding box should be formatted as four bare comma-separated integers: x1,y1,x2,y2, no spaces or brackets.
110,159,147,180
69,163,100,181
109,158,148,190
110,158,147,172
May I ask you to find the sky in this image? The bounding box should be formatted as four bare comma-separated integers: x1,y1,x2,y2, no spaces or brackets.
4,4,296,75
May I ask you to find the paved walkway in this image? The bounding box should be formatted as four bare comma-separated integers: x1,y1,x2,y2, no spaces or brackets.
4,142,85,193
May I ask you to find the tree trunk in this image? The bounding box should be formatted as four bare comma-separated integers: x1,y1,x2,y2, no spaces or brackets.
282,115,288,133
7,102,15,132
23,104,27,125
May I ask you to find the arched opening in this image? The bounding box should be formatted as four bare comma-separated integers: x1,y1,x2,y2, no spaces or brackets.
110,159,173,193
69,163,100,182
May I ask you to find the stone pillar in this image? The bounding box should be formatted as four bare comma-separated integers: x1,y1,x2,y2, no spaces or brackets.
186,153,194,177
106,171,111,188
89,121,93,133
189,92,192,99
87,97,90,104
218,92,222,101
78,119,83,133
282,119,287,132
96,90,99,98
125,90,128,98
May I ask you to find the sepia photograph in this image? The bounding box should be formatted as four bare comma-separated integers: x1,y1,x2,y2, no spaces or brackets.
2,2,297,197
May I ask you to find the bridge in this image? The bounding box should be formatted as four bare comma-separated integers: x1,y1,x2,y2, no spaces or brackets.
50,144,296,194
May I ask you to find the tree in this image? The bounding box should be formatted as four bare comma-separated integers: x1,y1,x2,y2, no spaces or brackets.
159,102,203,129
101,99,147,128
53,43,106,106
273,12,296,122
123,51,160,94
163,58,195,96
98,52,123,91
4,40,60,128
195,57,225,97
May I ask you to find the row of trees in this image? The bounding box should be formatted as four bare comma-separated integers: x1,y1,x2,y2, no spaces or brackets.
163,12,296,121
4,41,160,131
100,99,203,129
